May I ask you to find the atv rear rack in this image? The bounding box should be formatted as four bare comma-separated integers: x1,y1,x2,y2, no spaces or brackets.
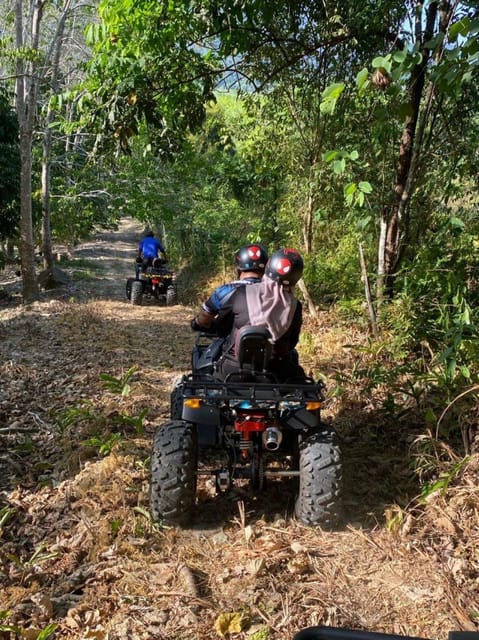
179,375,325,403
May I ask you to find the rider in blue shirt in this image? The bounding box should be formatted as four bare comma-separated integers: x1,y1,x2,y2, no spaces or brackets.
137,229,167,276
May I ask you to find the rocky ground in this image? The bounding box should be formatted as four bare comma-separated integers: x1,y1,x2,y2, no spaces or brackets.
0,219,477,640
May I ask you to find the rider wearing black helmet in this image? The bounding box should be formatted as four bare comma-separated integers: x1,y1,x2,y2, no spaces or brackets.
214,248,306,382
234,243,268,274
264,247,304,287
191,243,268,333
136,228,168,276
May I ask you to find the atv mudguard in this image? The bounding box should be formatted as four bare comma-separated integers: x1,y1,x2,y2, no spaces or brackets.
182,403,221,426
280,406,320,430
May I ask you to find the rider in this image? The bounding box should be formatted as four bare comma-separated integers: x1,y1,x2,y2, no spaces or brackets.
190,243,269,336
213,248,306,382
136,229,168,277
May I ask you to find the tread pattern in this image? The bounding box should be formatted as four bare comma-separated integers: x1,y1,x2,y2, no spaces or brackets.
295,430,342,528
150,420,197,526
130,280,143,305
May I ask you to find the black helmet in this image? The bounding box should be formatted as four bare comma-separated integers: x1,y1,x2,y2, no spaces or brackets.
265,248,304,286
235,243,268,273
144,228,154,237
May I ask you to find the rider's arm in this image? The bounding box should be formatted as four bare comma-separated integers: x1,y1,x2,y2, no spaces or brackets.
191,283,237,332
191,307,215,331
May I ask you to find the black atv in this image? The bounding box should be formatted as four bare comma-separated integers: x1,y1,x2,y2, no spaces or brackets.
125,258,177,306
149,326,342,528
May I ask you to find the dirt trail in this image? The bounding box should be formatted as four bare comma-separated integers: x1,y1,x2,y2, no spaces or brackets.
0,221,476,639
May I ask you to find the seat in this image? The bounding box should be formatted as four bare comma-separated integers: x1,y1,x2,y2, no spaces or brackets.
235,325,272,372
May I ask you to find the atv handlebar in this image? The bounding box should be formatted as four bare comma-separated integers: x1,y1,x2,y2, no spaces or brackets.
293,627,479,640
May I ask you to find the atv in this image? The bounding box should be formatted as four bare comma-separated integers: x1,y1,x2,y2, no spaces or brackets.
149,325,342,528
125,258,177,306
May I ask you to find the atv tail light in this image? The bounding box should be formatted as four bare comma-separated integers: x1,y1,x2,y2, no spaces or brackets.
185,398,203,408
306,401,322,410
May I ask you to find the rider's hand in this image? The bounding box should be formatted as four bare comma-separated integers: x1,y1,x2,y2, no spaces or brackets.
190,318,202,331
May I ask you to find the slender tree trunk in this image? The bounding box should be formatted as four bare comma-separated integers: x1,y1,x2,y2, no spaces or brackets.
41,126,54,273
302,189,314,254
300,177,318,318
41,0,72,278
297,278,317,318
15,0,44,302
376,211,387,304
359,242,378,337
382,0,438,298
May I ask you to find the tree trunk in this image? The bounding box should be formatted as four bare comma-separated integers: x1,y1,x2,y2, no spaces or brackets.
359,243,378,337
41,0,72,278
302,189,314,254
376,211,387,304
297,277,318,319
15,0,43,303
382,0,438,298
19,130,39,302
41,126,54,274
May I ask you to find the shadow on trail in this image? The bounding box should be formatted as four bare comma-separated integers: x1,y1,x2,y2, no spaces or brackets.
176,404,423,533
334,404,422,528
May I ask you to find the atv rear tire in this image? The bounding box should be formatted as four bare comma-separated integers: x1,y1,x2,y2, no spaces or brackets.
126,278,135,300
295,429,342,529
131,280,143,305
166,285,177,306
150,420,197,526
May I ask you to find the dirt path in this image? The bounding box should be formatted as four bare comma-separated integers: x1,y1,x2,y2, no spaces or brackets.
0,222,476,639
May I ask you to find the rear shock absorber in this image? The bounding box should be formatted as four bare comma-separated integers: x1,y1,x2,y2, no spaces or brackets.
238,430,252,459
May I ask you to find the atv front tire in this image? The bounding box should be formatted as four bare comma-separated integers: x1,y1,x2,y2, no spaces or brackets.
295,429,342,529
131,280,143,305
166,285,178,306
150,420,197,526
126,277,135,300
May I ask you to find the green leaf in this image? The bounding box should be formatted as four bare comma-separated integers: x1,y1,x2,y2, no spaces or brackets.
449,216,465,229
320,99,337,114
323,150,340,163
372,55,392,73
37,624,59,640
449,17,470,42
355,67,369,90
321,82,346,100
358,181,373,194
344,182,357,196
446,358,457,380
460,365,471,379
392,47,408,63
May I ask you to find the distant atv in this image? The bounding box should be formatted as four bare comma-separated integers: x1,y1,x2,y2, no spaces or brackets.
149,326,342,528
126,258,177,306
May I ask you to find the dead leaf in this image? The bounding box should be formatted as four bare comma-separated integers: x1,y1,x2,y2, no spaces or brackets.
214,612,245,637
